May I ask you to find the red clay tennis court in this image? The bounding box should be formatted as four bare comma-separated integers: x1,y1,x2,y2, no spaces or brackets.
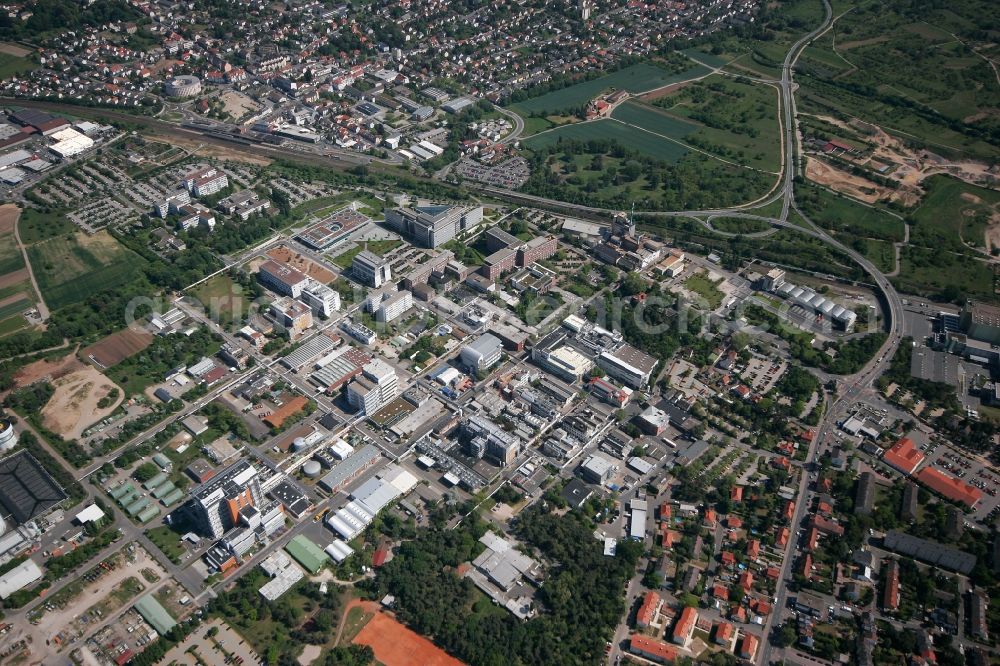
353,612,465,666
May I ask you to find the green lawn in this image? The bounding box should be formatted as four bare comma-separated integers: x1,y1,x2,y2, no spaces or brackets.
510,62,710,116
190,274,245,327
330,240,402,269
145,526,186,564
908,175,1000,253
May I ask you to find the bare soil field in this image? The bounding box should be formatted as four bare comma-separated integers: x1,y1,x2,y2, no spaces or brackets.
353,612,466,666
805,157,892,203
639,80,694,102
219,91,259,119
0,268,28,291
807,114,997,203
147,135,272,166
0,203,19,233
267,246,337,283
13,351,80,387
41,364,123,440
81,327,154,369
0,43,30,57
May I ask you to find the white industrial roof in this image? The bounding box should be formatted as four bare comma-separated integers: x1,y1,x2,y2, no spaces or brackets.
0,559,42,599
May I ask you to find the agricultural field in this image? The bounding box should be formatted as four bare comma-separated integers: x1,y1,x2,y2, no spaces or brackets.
509,61,709,117
26,230,146,310
524,117,691,163
0,205,36,337
796,0,1000,160
648,75,783,172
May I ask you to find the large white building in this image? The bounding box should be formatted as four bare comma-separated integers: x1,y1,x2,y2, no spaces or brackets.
460,333,503,373
300,280,341,317
347,359,399,415
258,260,309,298
375,290,412,323
597,343,658,389
385,205,483,248
183,166,229,197
0,420,17,452
352,250,392,288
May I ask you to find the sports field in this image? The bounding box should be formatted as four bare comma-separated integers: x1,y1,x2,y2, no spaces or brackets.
353,612,465,666
510,62,709,116
27,231,146,309
0,52,36,79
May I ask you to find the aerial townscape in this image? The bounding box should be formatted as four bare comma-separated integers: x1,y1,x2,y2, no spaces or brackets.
0,0,996,665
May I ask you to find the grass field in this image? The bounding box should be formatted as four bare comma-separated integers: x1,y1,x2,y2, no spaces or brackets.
0,52,36,80
797,183,905,242
893,245,995,302
796,0,1000,159
330,240,402,269
190,274,244,328
650,75,783,172
17,208,76,244
685,272,725,309
509,62,710,116
0,230,24,275
710,217,772,234
908,176,1000,253
525,117,691,163
27,231,146,309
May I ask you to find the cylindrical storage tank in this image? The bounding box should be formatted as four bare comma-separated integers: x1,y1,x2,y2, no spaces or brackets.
292,437,308,453
0,420,16,452
302,460,322,478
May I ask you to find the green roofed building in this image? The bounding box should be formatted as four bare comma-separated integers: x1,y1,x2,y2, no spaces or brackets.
151,481,176,499
134,593,177,635
285,535,326,574
109,482,135,500
143,472,168,490
136,506,160,523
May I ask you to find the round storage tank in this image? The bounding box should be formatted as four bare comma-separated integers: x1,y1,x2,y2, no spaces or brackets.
302,460,322,478
292,437,308,452
165,75,202,98
0,420,16,453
